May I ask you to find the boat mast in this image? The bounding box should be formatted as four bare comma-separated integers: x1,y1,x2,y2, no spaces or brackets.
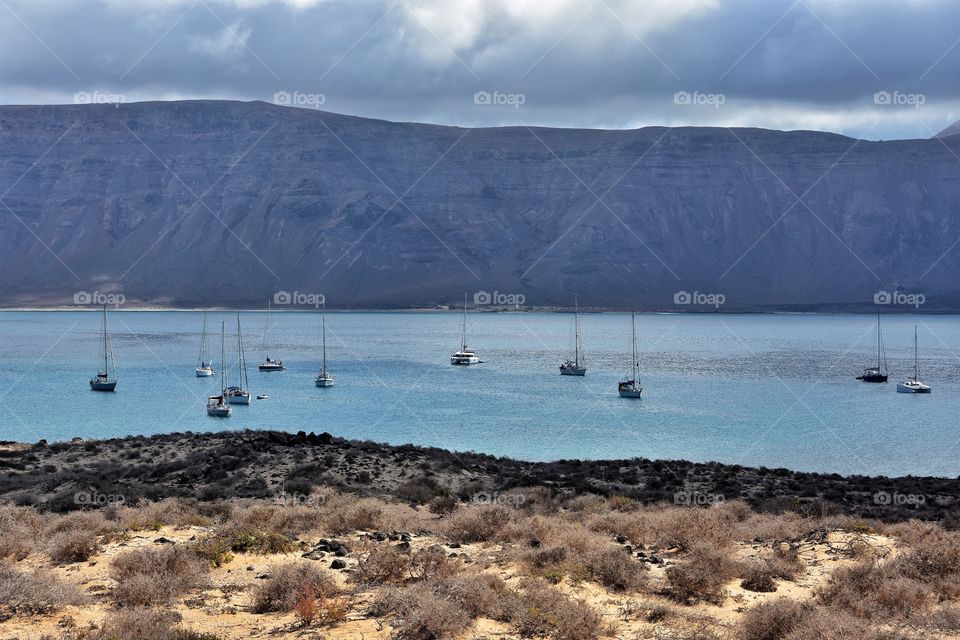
321,301,328,376
101,305,108,375
221,321,227,398
198,312,207,367
574,296,582,367
914,325,919,380
260,300,271,362
631,312,639,382
461,293,468,351
236,315,248,390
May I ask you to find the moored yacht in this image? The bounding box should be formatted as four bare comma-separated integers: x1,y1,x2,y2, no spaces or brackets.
258,301,284,371
195,311,214,377
315,301,335,387
856,313,888,382
89,305,118,391
226,315,252,404
207,321,233,417
897,326,931,394
451,294,481,365
618,313,643,398
560,296,586,376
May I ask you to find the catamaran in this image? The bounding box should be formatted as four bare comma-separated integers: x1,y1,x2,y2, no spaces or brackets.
896,325,931,394
560,296,586,376
451,293,480,365
207,322,233,417
89,305,118,391
618,313,643,398
315,301,335,387
195,311,214,377
258,300,284,371
856,313,888,383
226,315,252,404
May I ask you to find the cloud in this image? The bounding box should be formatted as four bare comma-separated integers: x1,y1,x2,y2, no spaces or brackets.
188,20,252,64
0,0,957,139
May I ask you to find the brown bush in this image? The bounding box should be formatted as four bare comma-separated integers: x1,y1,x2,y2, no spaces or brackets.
817,560,930,620
88,607,224,640
585,546,646,591
891,529,960,597
353,545,411,585
781,609,876,640
118,498,210,531
0,560,87,615
371,582,472,640
739,599,811,640
507,579,602,640
665,547,737,604
253,561,338,613
110,546,208,606
442,504,511,543
0,504,44,560
740,561,778,593
409,545,462,581
46,528,100,564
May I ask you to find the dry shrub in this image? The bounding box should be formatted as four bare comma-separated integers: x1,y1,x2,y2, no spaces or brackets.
508,579,602,640
891,528,960,597
780,609,875,640
442,504,511,543
428,494,459,517
739,599,812,640
353,545,410,585
585,546,647,591
0,504,45,560
665,547,737,605
253,561,337,613
90,608,223,640
0,560,87,615
616,503,742,552
927,603,960,633
817,560,930,620
372,582,472,640
740,561,778,593
119,498,210,531
111,546,208,606
409,545,461,581
207,524,296,555
47,528,100,564
441,571,509,619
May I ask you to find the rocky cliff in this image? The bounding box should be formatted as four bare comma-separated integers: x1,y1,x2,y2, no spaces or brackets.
1,100,958,310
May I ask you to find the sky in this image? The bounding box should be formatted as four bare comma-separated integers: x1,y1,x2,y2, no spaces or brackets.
0,0,957,140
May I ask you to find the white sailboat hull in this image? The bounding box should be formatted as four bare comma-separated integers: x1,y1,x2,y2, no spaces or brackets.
451,354,480,365
206,396,232,416
897,381,931,394
618,386,643,398
226,391,252,404
560,362,586,376
315,375,335,387
195,367,214,377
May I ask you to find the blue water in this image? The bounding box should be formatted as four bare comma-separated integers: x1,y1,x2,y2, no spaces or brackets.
0,311,957,477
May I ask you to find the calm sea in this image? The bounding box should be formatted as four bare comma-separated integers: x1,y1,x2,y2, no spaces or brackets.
0,310,957,477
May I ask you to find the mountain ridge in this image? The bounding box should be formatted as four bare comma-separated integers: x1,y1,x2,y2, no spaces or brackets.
1,100,959,310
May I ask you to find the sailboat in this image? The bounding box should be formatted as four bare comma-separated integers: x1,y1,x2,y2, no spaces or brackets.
89,305,118,391
857,313,888,382
560,296,586,376
618,313,643,398
897,325,931,394
226,315,252,404
207,321,233,416
451,293,480,365
258,300,284,371
195,312,214,377
315,301,335,387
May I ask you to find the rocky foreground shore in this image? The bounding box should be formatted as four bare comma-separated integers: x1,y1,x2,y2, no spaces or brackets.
0,430,956,523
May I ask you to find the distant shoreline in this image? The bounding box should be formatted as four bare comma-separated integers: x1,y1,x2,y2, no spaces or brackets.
2,429,957,522
0,307,954,315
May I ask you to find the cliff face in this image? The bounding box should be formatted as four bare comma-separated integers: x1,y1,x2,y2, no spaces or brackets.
1,100,958,309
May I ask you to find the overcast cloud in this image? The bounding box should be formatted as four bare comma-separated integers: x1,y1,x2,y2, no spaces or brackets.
0,0,957,139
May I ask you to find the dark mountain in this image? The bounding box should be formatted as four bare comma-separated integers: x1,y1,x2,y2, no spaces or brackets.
935,119,960,139
1,100,959,310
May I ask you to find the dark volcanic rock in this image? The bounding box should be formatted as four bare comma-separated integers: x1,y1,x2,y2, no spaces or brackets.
2,101,960,310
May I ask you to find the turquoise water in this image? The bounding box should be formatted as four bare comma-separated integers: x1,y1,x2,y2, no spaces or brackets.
0,311,957,477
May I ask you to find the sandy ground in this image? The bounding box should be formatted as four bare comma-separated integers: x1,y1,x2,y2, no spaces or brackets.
0,523,918,640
